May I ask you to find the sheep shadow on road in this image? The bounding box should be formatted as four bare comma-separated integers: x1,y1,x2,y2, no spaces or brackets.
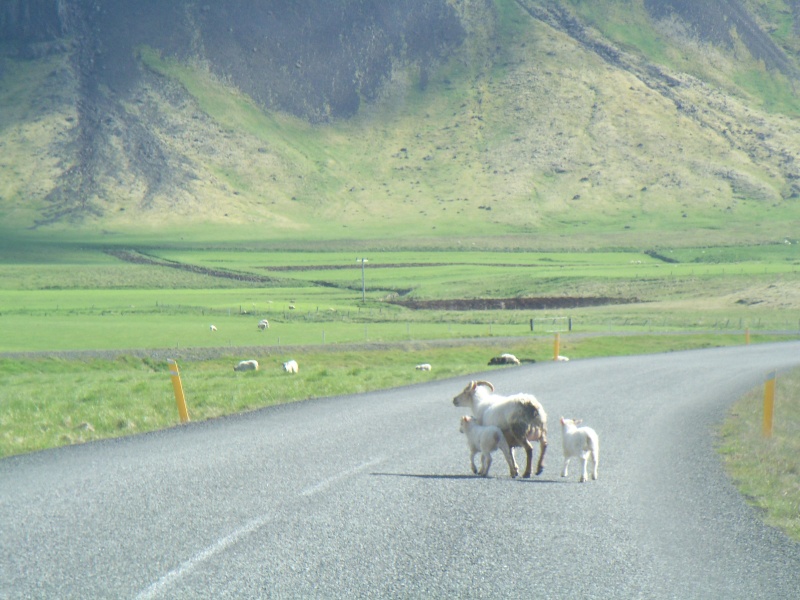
370,472,566,483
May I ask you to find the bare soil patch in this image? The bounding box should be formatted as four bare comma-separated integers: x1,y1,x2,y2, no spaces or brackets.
391,297,638,310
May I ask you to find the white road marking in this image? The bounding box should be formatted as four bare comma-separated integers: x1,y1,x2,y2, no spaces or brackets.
135,457,384,599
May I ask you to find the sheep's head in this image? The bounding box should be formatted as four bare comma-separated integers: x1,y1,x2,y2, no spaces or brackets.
452,380,494,406
560,417,582,429
459,415,473,433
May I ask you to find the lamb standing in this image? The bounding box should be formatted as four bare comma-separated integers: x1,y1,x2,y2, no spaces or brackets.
258,319,269,330
459,416,513,477
560,417,599,482
415,363,432,371
283,359,298,374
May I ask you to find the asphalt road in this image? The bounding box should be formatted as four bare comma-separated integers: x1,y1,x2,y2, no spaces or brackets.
2,342,800,599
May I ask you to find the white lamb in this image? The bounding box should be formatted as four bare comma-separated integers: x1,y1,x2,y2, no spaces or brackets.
258,319,269,330
560,417,599,482
459,416,513,477
415,363,432,371
209,324,217,332
283,359,298,374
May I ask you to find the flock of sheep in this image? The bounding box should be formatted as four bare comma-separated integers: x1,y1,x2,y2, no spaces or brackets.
222,319,597,481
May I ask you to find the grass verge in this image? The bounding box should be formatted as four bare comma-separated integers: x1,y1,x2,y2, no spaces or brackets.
718,367,800,542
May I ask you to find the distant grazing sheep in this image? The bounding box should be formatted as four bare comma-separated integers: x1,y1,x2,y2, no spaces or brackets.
283,359,298,374
488,353,520,366
258,319,269,330
415,363,432,371
234,359,259,372
556,355,569,362
459,415,514,477
453,380,547,478
209,324,217,332
560,417,599,482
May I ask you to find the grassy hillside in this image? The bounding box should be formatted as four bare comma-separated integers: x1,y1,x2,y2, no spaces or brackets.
1,0,800,249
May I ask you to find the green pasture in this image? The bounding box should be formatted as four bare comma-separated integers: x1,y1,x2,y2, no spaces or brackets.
1,238,799,353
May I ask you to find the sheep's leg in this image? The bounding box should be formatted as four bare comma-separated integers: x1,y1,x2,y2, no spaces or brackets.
480,452,492,477
591,449,599,480
535,437,547,476
521,439,533,478
580,454,589,483
502,433,520,477
561,457,570,478
469,450,478,474
498,436,518,478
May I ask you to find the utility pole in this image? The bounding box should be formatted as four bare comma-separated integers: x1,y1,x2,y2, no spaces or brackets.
357,258,368,303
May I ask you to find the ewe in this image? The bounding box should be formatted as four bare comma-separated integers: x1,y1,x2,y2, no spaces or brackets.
459,416,512,477
488,353,520,366
560,417,599,482
453,380,547,478
234,359,259,372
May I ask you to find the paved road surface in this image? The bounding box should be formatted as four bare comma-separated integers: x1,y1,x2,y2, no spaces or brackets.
2,342,800,599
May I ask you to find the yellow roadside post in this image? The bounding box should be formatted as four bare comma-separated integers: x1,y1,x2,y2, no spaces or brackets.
168,359,190,423
745,328,751,345
763,370,776,438
553,333,560,361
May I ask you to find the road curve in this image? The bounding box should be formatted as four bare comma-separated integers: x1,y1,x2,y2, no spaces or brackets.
2,342,800,599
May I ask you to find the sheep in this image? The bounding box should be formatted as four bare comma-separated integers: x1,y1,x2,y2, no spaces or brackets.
459,416,513,477
560,417,599,482
415,363,432,371
283,359,298,374
488,353,520,366
233,359,259,372
209,324,217,332
453,380,547,478
258,319,269,330
556,355,569,362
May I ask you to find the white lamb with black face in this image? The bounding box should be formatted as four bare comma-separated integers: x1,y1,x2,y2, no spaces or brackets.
560,417,599,483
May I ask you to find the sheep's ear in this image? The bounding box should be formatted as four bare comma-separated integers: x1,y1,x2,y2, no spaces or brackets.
575,419,583,425
560,417,565,424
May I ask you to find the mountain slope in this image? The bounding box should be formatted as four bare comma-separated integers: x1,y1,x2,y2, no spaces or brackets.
1,0,799,247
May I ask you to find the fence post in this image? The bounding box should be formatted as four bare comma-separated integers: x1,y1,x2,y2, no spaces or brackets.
168,359,190,423
763,370,776,437
553,333,560,361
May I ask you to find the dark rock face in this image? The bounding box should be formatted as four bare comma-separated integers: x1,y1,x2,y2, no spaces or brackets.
644,0,798,78
2,0,465,121
2,0,465,223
